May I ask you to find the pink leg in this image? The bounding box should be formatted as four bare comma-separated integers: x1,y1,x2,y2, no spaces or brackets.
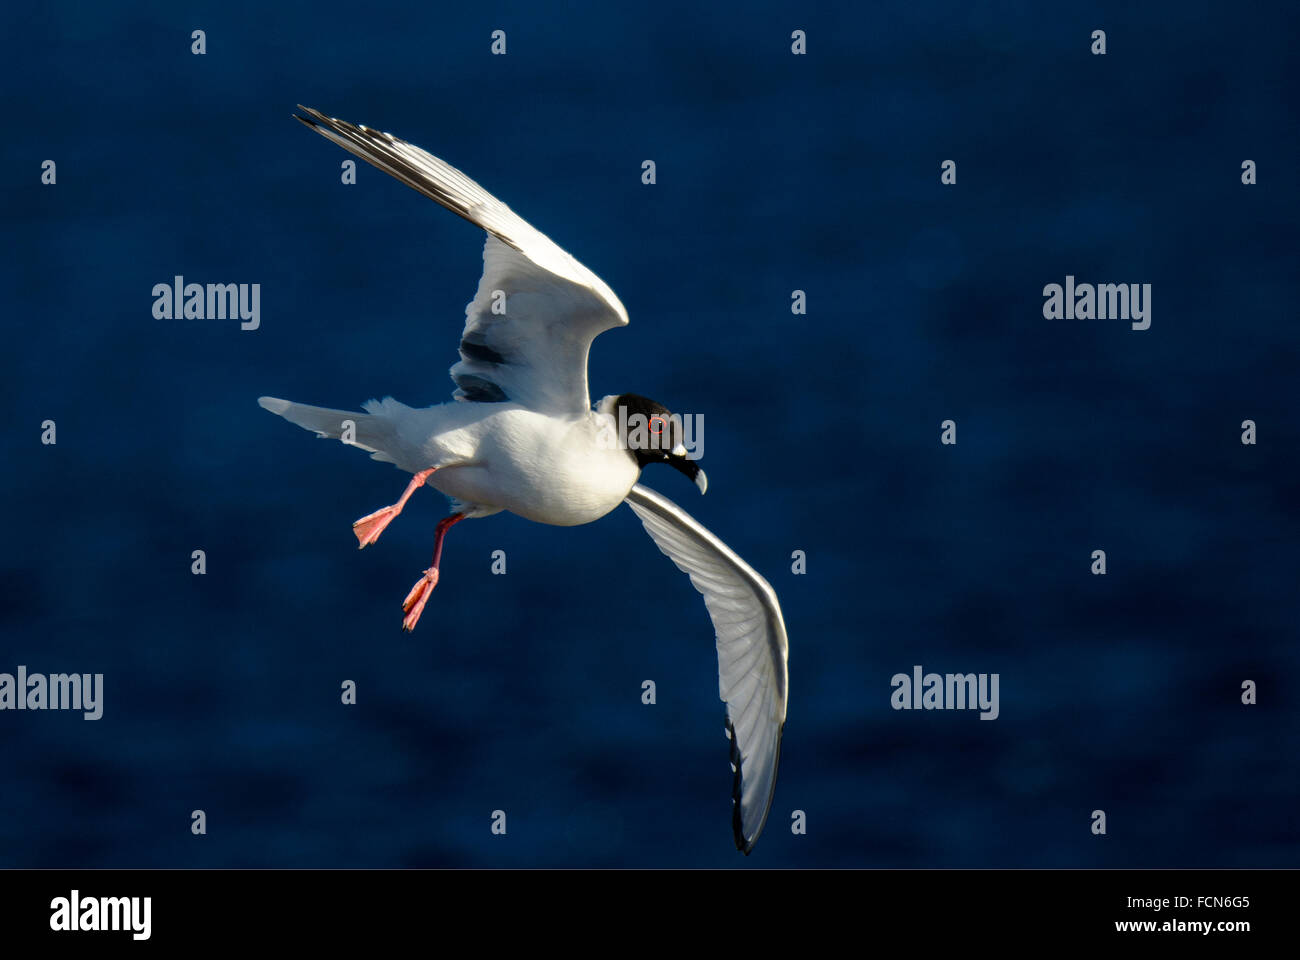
353,468,437,548
401,513,466,631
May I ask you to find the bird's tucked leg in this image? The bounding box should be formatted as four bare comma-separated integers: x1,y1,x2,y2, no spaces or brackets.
401,512,465,631
353,467,437,548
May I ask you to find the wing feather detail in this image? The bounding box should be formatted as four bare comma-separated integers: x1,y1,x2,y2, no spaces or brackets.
624,483,789,854
295,106,627,415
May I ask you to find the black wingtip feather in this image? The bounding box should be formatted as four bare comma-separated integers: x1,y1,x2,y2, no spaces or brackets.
728,717,785,855
728,718,750,853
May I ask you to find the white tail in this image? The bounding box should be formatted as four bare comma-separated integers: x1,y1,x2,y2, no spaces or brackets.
258,396,403,465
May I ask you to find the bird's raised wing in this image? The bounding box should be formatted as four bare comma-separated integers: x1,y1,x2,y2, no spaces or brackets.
295,106,628,416
623,483,789,854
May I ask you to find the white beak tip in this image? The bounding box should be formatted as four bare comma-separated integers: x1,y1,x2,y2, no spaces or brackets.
695,469,708,495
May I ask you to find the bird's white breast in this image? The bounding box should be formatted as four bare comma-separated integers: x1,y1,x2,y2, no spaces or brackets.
428,407,638,526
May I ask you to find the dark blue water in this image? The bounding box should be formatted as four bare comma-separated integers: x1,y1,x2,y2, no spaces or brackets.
2,1,1297,867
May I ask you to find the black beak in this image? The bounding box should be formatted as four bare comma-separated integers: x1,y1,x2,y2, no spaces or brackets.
667,454,708,495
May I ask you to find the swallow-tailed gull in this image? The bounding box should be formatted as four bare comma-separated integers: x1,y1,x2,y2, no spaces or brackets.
259,107,790,853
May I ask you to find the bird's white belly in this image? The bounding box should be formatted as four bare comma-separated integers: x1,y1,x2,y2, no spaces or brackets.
427,409,639,526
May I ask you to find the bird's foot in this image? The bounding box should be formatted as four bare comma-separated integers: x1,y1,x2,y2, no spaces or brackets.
352,505,401,547
401,567,440,631
352,467,437,548
398,511,464,631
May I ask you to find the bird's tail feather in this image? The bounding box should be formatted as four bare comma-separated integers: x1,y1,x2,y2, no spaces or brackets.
257,396,402,465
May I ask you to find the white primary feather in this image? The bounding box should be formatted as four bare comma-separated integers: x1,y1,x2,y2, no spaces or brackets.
623,483,789,854
295,106,627,416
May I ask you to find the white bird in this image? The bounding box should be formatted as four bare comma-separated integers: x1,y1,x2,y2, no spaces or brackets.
260,107,789,854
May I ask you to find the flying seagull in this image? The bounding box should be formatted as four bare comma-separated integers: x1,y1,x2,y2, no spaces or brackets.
260,106,789,854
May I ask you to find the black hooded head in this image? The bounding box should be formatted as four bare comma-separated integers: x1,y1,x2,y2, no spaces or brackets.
603,393,706,494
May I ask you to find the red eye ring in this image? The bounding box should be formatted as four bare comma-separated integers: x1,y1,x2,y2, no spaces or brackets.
649,416,666,434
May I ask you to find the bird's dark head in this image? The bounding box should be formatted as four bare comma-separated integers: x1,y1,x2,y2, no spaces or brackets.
598,393,706,494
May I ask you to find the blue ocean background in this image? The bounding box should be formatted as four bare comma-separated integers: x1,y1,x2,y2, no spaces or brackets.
1,1,1297,867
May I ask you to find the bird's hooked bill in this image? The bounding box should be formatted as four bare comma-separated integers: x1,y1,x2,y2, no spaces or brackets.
664,449,707,495
670,445,706,495
679,443,708,493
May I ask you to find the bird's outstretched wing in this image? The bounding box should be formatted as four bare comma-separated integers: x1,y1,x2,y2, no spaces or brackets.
623,483,789,854
294,106,628,416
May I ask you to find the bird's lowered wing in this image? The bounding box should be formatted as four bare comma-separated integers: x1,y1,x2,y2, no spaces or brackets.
294,106,628,416
623,483,789,854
